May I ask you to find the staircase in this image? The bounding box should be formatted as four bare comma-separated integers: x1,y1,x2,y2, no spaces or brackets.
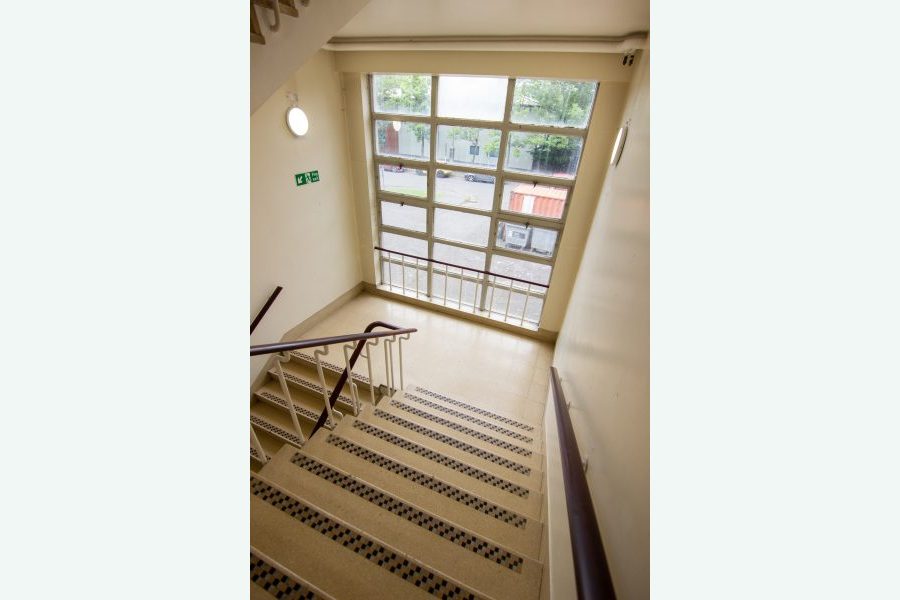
251,0,309,46
249,349,546,599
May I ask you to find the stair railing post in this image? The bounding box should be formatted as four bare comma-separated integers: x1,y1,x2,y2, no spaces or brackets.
383,337,395,394
342,343,361,416
274,353,306,444
250,423,268,463
313,346,340,429
397,332,410,390
364,338,378,405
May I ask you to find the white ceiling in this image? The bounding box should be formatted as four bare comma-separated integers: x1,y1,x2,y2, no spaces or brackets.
334,0,649,39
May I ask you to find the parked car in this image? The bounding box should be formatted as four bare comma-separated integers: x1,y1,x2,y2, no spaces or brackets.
415,169,452,178
383,165,406,173
464,172,495,183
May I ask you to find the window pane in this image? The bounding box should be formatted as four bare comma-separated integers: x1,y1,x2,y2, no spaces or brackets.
433,242,485,271
434,169,495,211
500,181,567,219
377,164,427,198
505,131,583,178
380,201,426,233
437,75,507,121
375,120,430,160
380,231,426,257
495,220,558,258
373,74,431,116
436,125,501,168
434,208,490,247
510,79,597,128
490,255,551,286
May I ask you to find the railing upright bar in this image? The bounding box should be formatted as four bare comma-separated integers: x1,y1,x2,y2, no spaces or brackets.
383,338,394,393
442,264,448,305
250,424,268,464
521,283,531,326
387,250,393,290
313,347,339,428
397,333,409,390
274,354,306,444
400,254,408,294
457,268,464,309
503,277,514,321
364,340,377,405
487,275,496,316
342,343,360,416
415,257,420,297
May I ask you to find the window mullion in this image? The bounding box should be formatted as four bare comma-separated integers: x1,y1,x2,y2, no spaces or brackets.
480,77,517,312
426,74,439,298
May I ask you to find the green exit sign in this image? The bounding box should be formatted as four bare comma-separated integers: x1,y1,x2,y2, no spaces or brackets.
295,170,320,186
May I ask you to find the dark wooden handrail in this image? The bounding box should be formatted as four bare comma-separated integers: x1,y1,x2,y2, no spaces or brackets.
374,245,550,289
250,286,283,334
550,366,617,600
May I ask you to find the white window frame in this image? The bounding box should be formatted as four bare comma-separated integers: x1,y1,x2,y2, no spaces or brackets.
370,73,599,327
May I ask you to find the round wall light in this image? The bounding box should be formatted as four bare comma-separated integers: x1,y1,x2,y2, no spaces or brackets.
286,106,309,137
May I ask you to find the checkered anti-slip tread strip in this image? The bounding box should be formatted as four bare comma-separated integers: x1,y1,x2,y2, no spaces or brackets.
352,420,531,498
250,446,269,462
251,414,304,446
403,393,534,444
291,453,525,571
372,409,532,476
251,476,482,600
389,401,533,458
414,387,535,432
291,352,371,384
256,391,321,422
325,435,529,529
272,370,354,408
251,551,325,600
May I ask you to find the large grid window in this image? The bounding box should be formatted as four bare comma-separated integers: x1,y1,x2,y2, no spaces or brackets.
371,73,598,329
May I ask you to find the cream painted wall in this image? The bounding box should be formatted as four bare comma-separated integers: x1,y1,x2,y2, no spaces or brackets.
546,49,649,600
336,51,632,333
251,50,363,380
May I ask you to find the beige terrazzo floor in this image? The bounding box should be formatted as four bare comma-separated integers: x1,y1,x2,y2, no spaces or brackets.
293,292,555,426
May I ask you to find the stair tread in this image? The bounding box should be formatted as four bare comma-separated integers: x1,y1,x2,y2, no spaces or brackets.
290,350,372,386
412,386,541,432
381,399,544,468
260,447,542,600
401,391,540,449
255,381,325,423
360,408,543,490
250,411,306,448
297,431,542,559
251,471,480,600
270,362,356,411
250,547,335,600
339,416,542,519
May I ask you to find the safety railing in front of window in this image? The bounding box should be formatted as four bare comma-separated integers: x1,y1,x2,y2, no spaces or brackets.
374,245,549,329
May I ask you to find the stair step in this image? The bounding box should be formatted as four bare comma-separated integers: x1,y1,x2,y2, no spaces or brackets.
250,446,270,464
413,386,539,432
299,433,542,559
341,417,542,518
250,547,335,600
384,400,542,465
290,350,372,386
251,471,480,599
250,414,305,448
254,386,323,423
363,408,541,490
269,363,356,413
259,447,542,600
402,392,536,446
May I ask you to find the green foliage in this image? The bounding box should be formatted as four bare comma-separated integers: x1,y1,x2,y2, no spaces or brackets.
374,74,431,115
511,79,595,128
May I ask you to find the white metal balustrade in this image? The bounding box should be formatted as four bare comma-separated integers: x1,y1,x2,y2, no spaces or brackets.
250,322,416,463
375,246,547,329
